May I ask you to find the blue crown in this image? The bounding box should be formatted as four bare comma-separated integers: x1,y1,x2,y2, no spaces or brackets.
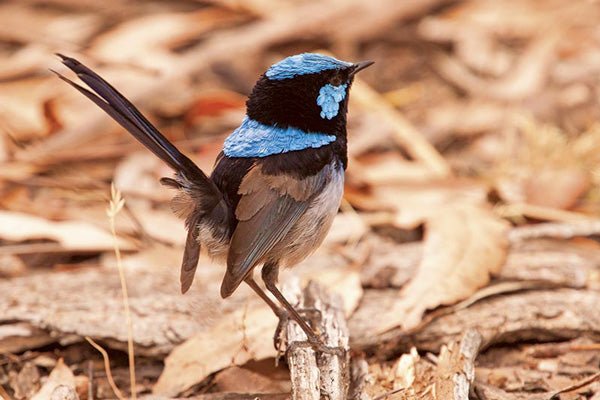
266,53,352,81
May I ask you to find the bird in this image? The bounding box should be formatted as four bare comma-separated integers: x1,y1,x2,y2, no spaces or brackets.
54,53,373,352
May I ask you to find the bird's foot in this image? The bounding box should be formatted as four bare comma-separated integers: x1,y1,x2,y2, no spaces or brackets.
273,309,290,356
273,309,344,357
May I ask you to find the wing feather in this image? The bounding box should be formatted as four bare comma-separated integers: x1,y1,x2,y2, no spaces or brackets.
220,165,330,298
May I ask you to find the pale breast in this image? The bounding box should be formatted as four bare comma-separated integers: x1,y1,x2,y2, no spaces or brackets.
274,161,345,267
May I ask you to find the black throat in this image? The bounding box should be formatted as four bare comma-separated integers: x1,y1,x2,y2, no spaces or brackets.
246,73,350,139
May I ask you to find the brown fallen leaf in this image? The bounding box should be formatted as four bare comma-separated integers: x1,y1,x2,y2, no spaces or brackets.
0,78,57,141
113,152,172,202
212,365,290,394
90,8,248,72
525,170,591,212
434,34,558,101
0,211,134,252
347,181,508,330
0,2,100,47
350,152,440,184
9,362,40,400
31,358,77,400
152,302,278,396
385,203,508,330
0,45,52,80
346,180,489,229
0,323,55,354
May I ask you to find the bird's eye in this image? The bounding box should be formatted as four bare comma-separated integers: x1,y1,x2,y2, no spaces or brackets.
330,75,343,86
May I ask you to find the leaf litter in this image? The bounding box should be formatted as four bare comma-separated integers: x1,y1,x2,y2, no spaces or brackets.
1,0,600,398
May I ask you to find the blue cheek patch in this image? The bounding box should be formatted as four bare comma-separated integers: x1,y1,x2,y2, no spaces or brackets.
223,117,336,158
317,83,347,120
266,53,352,81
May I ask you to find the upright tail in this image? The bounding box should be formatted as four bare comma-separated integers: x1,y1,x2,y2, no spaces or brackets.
53,54,218,194
54,54,225,293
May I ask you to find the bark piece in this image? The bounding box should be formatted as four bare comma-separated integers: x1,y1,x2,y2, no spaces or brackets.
353,289,600,354
283,280,350,400
435,330,482,400
0,211,134,253
360,237,600,290
363,331,482,399
0,323,55,353
0,265,228,357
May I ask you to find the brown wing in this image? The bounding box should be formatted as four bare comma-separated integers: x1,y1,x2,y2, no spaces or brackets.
219,165,329,298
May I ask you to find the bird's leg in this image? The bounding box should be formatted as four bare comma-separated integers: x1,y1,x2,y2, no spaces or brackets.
244,275,281,315
262,263,340,355
244,275,288,352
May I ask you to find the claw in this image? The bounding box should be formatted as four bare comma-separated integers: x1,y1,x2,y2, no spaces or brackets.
273,310,289,355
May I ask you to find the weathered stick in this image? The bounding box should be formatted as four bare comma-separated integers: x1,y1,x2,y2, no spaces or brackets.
282,279,350,400
435,329,482,400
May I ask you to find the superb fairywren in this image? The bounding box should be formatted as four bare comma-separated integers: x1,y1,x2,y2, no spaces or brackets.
54,53,373,351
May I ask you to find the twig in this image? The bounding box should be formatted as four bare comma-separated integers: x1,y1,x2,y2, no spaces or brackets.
283,279,350,400
85,337,125,400
348,358,370,400
496,203,591,224
549,371,600,399
508,219,600,243
107,184,137,399
88,360,94,400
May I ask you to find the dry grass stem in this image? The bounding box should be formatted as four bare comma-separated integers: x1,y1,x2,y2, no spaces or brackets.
85,336,125,400
107,183,137,399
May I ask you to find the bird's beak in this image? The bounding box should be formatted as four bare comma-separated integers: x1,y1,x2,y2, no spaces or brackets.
349,60,374,77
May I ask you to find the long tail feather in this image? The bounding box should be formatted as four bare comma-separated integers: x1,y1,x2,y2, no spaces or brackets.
54,54,216,194
55,55,228,294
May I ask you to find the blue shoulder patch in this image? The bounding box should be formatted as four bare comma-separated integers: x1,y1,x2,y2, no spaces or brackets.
317,83,347,119
266,53,352,81
223,117,336,158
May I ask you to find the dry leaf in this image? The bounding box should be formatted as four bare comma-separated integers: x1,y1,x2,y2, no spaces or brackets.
9,362,40,399
523,166,590,209
0,3,100,47
113,152,172,202
153,303,278,396
346,180,489,229
0,211,134,252
434,35,558,101
31,359,77,400
347,182,508,330
323,213,368,245
350,152,440,184
0,78,57,141
90,8,247,71
384,204,508,331
212,366,290,393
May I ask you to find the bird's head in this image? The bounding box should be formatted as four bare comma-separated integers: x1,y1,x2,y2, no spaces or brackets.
246,53,373,137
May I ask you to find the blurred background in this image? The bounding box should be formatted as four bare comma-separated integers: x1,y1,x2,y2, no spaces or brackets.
2,0,600,399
